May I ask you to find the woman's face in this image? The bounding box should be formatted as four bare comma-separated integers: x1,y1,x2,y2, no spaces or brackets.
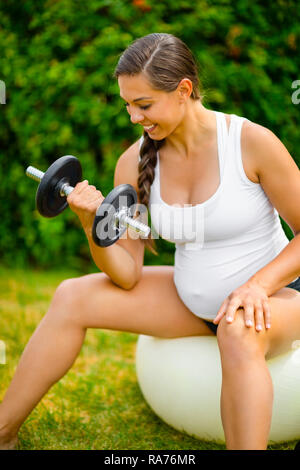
118,73,188,140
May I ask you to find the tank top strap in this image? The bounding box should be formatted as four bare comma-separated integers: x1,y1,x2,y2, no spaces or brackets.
214,110,232,178
226,113,252,184
230,113,248,138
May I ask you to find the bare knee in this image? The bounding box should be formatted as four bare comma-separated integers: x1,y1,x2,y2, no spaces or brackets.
48,277,85,326
217,311,267,367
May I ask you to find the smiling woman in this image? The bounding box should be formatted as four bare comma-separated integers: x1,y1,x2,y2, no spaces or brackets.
114,33,205,254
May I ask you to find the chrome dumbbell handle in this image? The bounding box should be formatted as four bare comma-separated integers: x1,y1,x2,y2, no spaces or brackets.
26,166,45,183
116,207,150,235
26,165,150,237
26,166,74,197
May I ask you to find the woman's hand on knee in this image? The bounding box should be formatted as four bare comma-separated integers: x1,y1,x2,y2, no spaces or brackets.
213,280,271,332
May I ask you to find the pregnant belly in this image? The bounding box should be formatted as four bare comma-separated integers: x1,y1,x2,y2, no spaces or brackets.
173,258,261,321
173,267,229,320
173,238,282,320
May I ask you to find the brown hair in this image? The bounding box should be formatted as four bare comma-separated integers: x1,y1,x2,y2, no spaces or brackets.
114,33,204,254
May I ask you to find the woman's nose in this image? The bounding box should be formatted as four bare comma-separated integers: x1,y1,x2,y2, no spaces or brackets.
130,110,144,124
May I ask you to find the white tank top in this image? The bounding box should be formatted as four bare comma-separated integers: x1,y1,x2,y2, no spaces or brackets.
140,111,293,321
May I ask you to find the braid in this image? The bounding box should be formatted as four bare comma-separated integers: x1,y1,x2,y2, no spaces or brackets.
138,132,165,255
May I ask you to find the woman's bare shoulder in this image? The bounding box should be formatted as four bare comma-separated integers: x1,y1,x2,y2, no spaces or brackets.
114,138,142,191
240,119,271,184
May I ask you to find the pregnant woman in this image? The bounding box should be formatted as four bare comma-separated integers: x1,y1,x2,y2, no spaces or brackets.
0,33,300,450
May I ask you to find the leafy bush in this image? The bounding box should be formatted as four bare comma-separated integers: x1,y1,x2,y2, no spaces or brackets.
0,0,299,270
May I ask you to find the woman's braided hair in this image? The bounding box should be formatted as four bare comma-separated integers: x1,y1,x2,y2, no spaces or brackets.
114,33,204,254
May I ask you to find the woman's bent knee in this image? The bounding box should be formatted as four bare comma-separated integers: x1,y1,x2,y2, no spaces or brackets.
49,273,113,328
49,277,87,326
217,311,267,364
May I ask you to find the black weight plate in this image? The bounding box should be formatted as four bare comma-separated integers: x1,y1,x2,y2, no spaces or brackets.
92,184,137,247
36,156,82,217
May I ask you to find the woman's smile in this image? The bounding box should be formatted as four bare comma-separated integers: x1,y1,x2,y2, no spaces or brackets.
143,124,157,133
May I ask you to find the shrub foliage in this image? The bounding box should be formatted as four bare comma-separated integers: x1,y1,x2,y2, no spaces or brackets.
0,0,299,270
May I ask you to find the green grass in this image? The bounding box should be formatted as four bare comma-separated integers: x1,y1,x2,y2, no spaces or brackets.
0,267,298,450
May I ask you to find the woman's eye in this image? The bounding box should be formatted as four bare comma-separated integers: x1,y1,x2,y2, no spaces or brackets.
124,103,151,110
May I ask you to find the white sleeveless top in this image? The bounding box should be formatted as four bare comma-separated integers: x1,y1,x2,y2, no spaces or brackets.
140,111,292,321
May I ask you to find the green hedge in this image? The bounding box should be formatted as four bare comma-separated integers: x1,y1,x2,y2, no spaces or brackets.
0,0,299,270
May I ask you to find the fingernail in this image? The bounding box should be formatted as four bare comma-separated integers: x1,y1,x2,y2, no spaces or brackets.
227,317,233,323
246,320,253,327
256,325,262,331
266,323,271,329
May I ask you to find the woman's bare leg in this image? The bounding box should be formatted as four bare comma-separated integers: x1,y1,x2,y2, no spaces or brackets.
217,309,273,450
217,288,300,450
0,266,213,447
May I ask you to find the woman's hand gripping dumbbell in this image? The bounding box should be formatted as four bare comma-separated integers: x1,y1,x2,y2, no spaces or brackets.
25,155,151,247
66,179,104,232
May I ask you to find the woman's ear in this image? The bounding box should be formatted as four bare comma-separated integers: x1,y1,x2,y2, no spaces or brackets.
177,78,193,102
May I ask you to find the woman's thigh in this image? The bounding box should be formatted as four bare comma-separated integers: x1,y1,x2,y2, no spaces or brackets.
265,286,300,358
59,265,214,338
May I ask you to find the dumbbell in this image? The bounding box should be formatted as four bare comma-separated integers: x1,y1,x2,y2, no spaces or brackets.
25,155,150,247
